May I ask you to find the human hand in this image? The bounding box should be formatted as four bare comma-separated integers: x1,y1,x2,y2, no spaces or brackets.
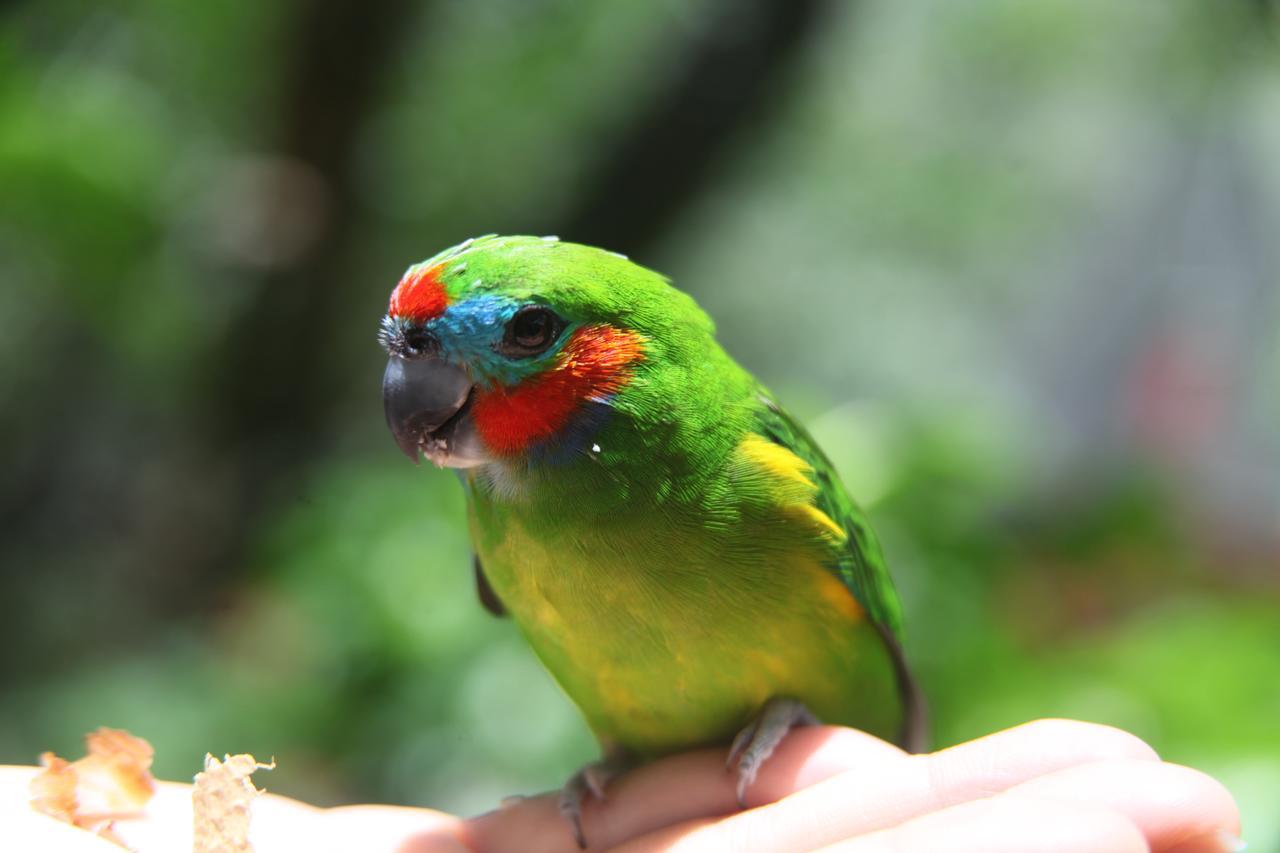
3,719,1242,852
471,718,1242,852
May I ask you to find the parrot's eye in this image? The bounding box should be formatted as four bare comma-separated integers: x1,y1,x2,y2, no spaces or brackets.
403,327,438,357
500,306,564,358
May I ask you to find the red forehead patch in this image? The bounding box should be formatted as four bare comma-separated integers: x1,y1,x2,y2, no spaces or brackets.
389,263,448,323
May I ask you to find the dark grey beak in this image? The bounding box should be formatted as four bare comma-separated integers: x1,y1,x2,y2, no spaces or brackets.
382,356,473,462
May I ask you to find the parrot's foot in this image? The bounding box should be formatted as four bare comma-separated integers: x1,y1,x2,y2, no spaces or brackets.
726,697,818,808
558,755,630,849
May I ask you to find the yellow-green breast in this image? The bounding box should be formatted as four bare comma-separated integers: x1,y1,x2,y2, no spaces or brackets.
466,431,903,757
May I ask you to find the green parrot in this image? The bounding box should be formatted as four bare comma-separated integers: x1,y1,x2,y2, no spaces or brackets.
379,235,924,846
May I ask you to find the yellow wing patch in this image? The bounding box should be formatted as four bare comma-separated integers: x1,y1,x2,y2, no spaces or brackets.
733,434,850,545
791,503,848,542
736,433,817,493
729,433,862,621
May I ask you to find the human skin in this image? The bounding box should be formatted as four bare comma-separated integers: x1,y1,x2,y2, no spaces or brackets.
0,720,1242,852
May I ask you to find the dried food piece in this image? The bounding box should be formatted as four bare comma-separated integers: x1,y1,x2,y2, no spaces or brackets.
192,753,274,853
29,727,157,849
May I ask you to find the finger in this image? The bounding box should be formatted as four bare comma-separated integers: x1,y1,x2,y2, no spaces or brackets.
103,778,325,852
923,718,1160,809
308,805,470,853
3,766,467,853
466,726,902,852
1006,759,1242,852
0,767,174,853
5,809,128,852
610,719,1162,852
815,795,1148,853
831,760,1243,853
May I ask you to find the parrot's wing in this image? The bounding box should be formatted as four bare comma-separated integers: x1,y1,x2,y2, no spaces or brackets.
752,393,903,637
473,554,506,617
752,392,927,750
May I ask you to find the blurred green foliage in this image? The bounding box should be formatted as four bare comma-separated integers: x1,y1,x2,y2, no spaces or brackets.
2,0,1278,848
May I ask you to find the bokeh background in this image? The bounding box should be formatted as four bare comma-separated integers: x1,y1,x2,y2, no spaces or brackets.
3,0,1279,847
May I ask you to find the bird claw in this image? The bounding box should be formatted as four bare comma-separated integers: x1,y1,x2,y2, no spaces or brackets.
726,697,819,808
581,763,611,801
557,756,630,849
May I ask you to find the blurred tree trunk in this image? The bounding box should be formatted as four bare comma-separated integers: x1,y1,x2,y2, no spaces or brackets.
555,0,832,259
191,0,417,600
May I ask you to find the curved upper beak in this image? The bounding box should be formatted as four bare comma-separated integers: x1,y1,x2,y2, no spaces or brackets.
382,356,473,462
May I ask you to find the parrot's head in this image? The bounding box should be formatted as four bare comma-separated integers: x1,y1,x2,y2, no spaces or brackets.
378,235,710,469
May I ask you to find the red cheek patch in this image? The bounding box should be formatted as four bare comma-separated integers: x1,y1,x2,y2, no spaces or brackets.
389,263,448,323
472,325,646,456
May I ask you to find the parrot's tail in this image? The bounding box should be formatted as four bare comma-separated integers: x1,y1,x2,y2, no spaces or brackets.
876,624,930,754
